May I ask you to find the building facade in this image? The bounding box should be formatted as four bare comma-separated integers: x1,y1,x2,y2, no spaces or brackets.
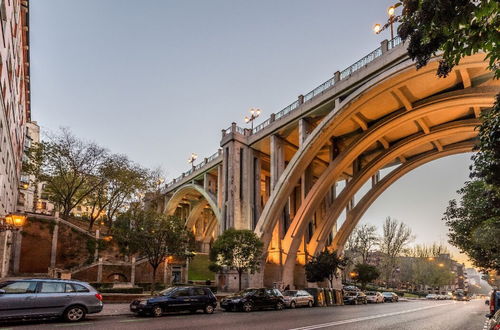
0,0,30,278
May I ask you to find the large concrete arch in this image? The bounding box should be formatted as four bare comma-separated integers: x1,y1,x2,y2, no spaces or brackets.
331,140,476,252
254,55,495,249
278,121,478,284
165,183,221,229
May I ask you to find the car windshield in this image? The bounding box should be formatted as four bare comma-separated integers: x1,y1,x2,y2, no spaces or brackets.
346,292,357,296
283,290,297,296
159,287,178,296
382,292,392,296
366,292,376,295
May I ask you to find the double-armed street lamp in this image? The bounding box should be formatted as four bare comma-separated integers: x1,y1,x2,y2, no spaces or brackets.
188,153,198,168
244,108,261,131
373,4,401,39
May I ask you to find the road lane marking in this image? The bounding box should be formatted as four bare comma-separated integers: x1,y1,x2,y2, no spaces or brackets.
54,322,94,327
289,302,454,330
119,319,149,323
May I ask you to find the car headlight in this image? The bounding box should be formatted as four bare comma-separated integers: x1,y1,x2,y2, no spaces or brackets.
232,299,241,303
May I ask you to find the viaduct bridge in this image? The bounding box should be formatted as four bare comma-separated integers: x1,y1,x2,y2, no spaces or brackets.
156,37,499,290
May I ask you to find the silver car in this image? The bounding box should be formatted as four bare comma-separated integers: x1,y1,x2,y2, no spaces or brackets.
282,290,314,308
0,279,103,322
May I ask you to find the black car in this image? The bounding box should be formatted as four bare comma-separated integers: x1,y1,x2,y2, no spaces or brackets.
130,286,217,317
220,288,285,312
343,291,367,305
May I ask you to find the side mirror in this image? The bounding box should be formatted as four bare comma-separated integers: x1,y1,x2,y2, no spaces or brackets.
486,313,492,319
485,300,490,305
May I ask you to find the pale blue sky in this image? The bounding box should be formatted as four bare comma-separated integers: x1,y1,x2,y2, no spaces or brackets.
30,0,473,263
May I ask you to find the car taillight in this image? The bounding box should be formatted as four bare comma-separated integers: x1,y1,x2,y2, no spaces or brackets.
493,325,500,330
95,293,103,302
491,297,495,314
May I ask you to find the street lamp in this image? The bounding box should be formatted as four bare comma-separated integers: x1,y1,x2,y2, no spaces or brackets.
188,153,198,168
373,3,401,39
1,213,27,232
244,108,261,131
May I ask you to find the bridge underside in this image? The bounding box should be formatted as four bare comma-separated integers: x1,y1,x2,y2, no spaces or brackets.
254,54,498,289
161,51,499,290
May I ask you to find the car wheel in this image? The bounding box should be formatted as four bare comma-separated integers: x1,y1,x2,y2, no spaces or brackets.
275,301,284,311
353,300,358,305
63,305,86,322
363,300,367,305
152,305,163,317
242,302,253,312
204,305,215,314
290,301,296,309
308,300,313,308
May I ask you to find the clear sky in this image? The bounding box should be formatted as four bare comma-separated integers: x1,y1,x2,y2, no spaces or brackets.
30,0,473,265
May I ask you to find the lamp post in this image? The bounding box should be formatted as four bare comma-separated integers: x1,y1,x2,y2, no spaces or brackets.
373,4,400,40
188,153,198,169
244,108,261,132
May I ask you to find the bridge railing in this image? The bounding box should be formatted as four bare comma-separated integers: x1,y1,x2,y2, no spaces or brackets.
164,149,223,191
171,36,403,190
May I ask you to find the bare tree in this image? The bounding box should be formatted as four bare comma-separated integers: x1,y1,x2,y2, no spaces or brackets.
379,217,413,288
24,128,108,219
353,224,379,264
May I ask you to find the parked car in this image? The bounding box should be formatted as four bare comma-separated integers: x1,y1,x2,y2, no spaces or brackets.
343,291,367,305
487,308,500,330
382,292,399,302
220,288,285,312
426,294,437,300
0,279,103,322
365,291,384,303
130,286,217,317
488,290,500,317
282,290,314,308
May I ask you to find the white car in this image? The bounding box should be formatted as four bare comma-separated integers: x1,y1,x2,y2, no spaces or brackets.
426,294,437,300
366,291,384,303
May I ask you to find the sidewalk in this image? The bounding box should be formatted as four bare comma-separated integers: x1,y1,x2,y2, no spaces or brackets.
99,304,133,317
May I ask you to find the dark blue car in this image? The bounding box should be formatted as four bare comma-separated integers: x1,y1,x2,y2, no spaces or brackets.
130,286,217,317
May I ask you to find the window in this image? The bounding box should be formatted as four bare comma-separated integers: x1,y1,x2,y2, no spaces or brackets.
65,284,76,293
39,282,65,293
175,288,190,297
0,281,37,294
72,284,89,293
191,288,205,296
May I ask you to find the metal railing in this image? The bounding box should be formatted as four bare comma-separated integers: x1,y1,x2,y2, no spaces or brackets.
166,37,404,191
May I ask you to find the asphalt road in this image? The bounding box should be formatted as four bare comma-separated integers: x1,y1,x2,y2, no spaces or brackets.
0,299,490,330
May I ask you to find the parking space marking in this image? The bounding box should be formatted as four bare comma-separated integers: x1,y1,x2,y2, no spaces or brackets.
289,302,454,330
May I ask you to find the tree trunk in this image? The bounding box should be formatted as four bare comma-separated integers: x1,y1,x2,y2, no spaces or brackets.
152,266,158,295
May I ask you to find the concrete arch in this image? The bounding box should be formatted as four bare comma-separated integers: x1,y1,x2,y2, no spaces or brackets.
257,87,494,250
331,141,476,251
255,57,495,245
165,183,221,230
279,120,478,282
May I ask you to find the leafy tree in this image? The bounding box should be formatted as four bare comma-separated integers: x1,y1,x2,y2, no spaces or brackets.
85,154,150,231
305,250,348,288
353,263,380,290
209,229,264,291
114,210,194,293
379,217,413,287
398,0,499,79
23,128,109,219
398,0,500,273
444,180,500,272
